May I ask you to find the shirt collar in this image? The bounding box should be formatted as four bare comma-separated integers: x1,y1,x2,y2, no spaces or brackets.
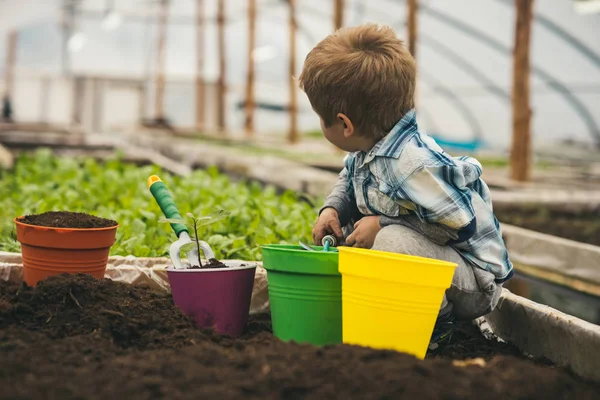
360,109,418,166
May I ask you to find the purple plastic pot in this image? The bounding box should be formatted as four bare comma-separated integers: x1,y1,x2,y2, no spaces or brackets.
167,261,257,337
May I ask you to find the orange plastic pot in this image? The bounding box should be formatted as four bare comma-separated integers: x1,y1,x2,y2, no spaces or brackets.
15,218,118,286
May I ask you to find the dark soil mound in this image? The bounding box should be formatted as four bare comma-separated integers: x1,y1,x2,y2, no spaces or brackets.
0,274,204,349
427,319,524,360
0,275,598,399
18,211,118,229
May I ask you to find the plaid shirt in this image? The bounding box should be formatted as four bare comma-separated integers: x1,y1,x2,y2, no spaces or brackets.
325,110,513,283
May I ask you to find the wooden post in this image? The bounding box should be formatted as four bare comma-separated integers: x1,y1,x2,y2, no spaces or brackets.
407,0,418,58
217,0,227,131
138,83,146,126
407,0,419,110
195,0,205,131
334,0,344,30
40,77,51,123
92,78,103,132
3,31,18,100
72,77,84,125
154,0,169,123
510,0,534,182
2,30,17,123
332,0,345,152
244,0,256,138
288,0,298,144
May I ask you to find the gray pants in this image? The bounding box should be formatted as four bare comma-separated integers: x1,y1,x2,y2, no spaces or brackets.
370,225,503,320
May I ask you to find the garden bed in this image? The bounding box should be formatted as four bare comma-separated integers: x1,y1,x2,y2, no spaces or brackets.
494,203,600,247
0,149,315,261
1,274,598,399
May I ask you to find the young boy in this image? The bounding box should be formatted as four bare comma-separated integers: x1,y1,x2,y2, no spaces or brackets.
299,24,513,346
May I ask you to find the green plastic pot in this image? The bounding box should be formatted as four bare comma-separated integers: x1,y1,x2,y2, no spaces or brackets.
262,244,342,346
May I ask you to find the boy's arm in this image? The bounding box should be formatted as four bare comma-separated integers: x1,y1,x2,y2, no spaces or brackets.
320,167,355,227
391,164,477,245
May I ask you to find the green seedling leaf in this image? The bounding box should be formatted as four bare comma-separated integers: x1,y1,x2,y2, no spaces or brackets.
180,242,196,253
194,210,232,227
186,212,195,219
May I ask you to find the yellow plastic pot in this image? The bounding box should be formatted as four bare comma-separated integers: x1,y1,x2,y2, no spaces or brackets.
338,247,457,359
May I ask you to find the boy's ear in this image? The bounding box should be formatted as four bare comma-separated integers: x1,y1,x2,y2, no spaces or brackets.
337,113,354,138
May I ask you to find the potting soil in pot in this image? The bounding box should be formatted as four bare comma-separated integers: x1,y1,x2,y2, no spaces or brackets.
18,211,118,229
188,259,229,269
1,275,598,399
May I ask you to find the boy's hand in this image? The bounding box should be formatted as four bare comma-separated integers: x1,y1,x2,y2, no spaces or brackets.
313,208,344,245
346,216,381,249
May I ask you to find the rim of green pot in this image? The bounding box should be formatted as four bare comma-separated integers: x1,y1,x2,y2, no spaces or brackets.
261,244,340,276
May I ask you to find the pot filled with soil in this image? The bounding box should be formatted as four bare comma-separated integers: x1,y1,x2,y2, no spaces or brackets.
149,175,257,337
15,211,119,286
166,259,257,337
261,244,342,346
338,247,456,359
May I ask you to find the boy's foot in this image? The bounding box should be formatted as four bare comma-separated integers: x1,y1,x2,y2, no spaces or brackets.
428,312,455,350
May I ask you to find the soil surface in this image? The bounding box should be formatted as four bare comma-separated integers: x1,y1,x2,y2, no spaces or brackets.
18,211,118,229
190,258,229,269
1,275,598,399
494,204,600,246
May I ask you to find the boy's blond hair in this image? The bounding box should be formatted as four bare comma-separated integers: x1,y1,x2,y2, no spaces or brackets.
298,24,416,139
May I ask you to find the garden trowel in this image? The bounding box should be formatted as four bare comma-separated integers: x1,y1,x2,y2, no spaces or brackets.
147,175,214,269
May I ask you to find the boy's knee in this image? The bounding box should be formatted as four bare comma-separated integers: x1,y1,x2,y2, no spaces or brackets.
372,225,423,254
447,265,502,320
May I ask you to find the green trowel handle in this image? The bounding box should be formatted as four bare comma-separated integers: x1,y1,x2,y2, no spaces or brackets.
148,175,188,237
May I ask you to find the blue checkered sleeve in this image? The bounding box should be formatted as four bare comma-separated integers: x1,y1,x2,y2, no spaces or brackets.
395,164,476,231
